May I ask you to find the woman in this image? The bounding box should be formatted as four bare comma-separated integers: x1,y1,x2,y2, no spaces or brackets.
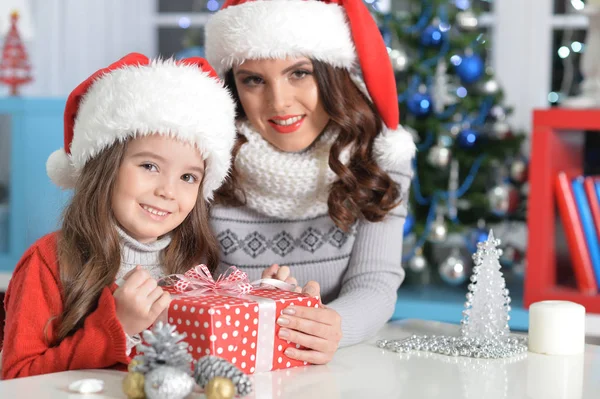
205,0,416,364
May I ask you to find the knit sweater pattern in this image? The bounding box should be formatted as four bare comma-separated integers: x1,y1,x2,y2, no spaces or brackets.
211,122,413,347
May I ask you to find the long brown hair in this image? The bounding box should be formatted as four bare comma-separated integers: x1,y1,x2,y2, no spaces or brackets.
54,139,219,343
214,60,402,232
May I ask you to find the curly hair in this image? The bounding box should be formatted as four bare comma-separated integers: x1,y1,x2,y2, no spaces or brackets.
213,60,402,232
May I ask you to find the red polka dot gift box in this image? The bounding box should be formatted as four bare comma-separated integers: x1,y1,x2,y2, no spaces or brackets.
160,265,320,374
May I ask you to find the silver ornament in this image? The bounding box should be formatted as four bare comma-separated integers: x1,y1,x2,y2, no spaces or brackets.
439,250,468,285
456,10,479,31
487,184,519,216
490,105,506,120
427,145,451,168
449,123,462,138
481,79,499,95
492,121,511,139
144,366,195,399
510,159,528,183
389,47,409,73
408,252,428,273
429,216,448,243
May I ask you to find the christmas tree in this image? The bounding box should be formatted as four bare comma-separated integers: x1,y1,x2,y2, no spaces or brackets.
0,11,33,96
376,0,528,284
460,230,511,341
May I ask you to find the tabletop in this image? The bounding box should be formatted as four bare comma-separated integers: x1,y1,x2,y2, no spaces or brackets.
1,319,599,398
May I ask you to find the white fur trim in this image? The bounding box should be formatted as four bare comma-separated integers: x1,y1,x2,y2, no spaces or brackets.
205,0,357,75
46,148,78,189
53,59,236,200
373,125,417,170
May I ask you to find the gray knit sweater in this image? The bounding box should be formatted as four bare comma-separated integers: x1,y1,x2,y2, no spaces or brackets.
210,124,413,347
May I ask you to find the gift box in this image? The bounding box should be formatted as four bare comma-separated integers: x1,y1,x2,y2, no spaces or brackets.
162,265,319,374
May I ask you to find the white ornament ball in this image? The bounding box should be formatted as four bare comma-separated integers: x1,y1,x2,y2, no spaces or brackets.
429,218,448,243
482,79,500,95
457,10,479,31
439,252,468,285
492,121,511,139
408,253,428,273
427,145,451,168
487,183,519,216
510,159,528,183
389,48,409,73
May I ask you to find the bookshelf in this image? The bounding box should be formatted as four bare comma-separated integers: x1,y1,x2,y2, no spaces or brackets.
525,109,600,313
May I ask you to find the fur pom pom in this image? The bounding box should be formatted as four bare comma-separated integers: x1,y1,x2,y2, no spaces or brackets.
46,148,77,189
373,125,417,170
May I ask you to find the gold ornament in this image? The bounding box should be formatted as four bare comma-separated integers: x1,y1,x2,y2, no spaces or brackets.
205,377,236,399
122,372,146,399
128,359,142,372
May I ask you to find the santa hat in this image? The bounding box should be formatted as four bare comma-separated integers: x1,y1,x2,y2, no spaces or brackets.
205,0,415,168
46,52,236,201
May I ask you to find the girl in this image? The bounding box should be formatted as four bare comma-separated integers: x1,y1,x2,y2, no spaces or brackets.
1,53,238,379
205,0,416,364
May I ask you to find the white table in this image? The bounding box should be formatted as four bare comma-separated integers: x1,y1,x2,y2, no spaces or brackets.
1,319,599,398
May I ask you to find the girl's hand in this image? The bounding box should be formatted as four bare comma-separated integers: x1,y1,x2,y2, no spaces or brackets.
113,266,171,336
277,281,342,365
261,264,301,292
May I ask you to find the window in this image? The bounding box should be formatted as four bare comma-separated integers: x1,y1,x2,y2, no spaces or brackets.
155,0,217,59
549,0,589,105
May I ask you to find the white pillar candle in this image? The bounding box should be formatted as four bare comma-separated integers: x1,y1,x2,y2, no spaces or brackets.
528,301,586,355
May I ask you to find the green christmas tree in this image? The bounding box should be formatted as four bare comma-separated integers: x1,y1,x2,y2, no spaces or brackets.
376,0,528,285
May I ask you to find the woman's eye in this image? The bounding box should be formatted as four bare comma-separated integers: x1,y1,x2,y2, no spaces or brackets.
292,70,311,79
242,76,264,86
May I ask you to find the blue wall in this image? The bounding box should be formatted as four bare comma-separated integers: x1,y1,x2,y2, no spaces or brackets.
0,98,70,272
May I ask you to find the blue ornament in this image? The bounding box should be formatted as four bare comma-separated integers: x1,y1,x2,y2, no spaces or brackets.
379,26,393,47
455,53,484,84
175,46,205,60
457,128,479,148
407,92,433,117
474,229,488,244
420,25,444,47
404,214,415,237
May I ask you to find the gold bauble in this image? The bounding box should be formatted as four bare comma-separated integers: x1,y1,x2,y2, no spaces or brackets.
205,377,236,399
128,359,142,372
122,372,146,399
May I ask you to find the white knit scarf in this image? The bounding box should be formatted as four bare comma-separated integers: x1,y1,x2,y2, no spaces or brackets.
235,121,349,219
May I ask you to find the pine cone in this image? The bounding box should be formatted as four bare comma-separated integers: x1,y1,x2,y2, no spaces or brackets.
194,356,253,397
133,322,193,375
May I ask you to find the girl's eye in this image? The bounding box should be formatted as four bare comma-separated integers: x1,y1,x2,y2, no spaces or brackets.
181,174,198,184
141,163,158,172
292,70,311,79
242,76,264,86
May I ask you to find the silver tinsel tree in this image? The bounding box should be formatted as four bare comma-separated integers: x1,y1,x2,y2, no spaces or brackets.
377,230,527,358
460,230,511,340
132,322,193,375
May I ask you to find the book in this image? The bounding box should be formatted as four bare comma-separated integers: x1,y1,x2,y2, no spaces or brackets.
572,177,600,287
584,177,600,244
555,172,597,293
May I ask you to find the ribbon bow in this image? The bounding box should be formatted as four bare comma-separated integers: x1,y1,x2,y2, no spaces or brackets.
169,264,254,297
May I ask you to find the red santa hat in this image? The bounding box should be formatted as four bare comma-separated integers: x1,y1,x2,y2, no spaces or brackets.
205,0,415,168
46,52,236,201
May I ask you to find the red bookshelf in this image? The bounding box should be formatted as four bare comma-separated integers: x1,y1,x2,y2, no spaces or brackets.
525,109,600,313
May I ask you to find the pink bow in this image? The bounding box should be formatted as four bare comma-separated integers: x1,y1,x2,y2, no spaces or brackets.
169,265,253,297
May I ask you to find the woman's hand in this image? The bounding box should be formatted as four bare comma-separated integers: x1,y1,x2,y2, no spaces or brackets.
261,264,301,292
113,266,171,336
277,281,342,365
